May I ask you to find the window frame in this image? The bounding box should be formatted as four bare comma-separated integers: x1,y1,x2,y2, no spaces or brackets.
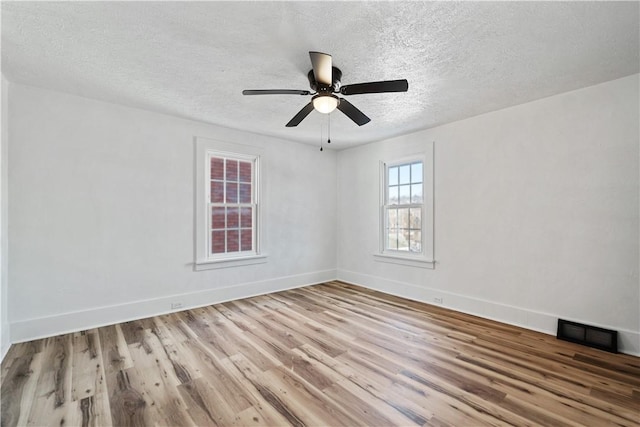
376,146,434,269
207,151,259,259
194,137,266,270
383,159,424,254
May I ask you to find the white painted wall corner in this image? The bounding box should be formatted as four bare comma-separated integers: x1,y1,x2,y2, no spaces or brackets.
337,269,640,356
10,269,336,344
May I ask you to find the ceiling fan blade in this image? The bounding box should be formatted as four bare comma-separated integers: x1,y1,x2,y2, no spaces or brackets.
243,89,310,96
336,98,371,126
285,102,315,127
340,79,408,95
309,51,332,86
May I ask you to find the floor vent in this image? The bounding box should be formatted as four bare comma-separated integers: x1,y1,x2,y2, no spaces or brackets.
556,319,618,353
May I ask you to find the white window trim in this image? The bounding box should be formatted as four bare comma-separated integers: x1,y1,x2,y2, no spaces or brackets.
377,142,435,269
194,137,267,270
373,253,434,269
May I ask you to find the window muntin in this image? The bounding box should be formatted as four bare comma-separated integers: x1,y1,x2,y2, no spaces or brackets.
208,152,258,258
384,160,424,253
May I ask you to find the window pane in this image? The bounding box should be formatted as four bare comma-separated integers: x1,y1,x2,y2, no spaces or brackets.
411,162,423,183
211,230,225,254
387,208,397,229
239,183,251,203
227,230,239,252
211,207,225,229
211,181,224,203
226,159,238,181
409,208,422,229
225,182,238,203
388,166,399,186
398,229,409,251
411,184,423,204
399,165,411,184
226,207,239,228
410,231,422,252
239,161,252,183
387,229,398,250
399,185,410,204
240,207,252,228
388,186,399,205
240,229,252,251
211,157,224,180
398,208,409,229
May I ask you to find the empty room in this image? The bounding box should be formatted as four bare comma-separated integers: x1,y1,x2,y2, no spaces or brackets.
1,1,639,426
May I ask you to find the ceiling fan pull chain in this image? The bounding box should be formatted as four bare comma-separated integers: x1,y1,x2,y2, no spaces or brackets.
320,123,324,152
328,113,331,144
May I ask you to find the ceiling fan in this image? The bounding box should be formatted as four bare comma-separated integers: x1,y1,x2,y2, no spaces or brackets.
242,51,408,127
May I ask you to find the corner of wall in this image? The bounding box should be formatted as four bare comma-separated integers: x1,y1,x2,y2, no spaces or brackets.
10,269,337,343
337,269,640,356
1,74,11,361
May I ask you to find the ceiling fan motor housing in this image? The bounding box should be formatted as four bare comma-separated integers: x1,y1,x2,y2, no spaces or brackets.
308,67,342,93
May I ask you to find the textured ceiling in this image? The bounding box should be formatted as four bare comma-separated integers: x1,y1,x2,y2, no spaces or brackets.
2,1,639,149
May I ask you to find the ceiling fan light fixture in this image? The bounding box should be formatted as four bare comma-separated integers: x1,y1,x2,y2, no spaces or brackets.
312,94,339,114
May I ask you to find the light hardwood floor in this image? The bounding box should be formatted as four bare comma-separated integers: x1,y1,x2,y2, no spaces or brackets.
1,281,639,426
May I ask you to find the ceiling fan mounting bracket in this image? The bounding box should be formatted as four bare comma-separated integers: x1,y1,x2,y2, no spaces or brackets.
308,67,342,94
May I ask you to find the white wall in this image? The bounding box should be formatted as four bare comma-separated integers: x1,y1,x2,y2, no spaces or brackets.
8,83,337,341
6,75,639,356
337,74,640,354
1,75,10,359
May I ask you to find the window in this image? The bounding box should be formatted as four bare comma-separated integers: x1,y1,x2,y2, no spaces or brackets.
384,161,423,253
208,153,257,256
377,145,434,269
195,137,266,270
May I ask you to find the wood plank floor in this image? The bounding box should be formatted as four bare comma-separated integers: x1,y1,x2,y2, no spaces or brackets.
1,281,639,426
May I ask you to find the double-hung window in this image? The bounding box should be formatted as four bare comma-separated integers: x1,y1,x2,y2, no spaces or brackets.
378,146,434,268
384,161,424,253
195,137,266,270
208,153,257,256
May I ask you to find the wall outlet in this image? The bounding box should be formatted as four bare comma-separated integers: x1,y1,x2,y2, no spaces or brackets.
433,297,443,305
171,302,183,310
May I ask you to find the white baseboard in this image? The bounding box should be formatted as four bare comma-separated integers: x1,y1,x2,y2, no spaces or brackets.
337,269,640,357
9,268,639,358
10,269,336,344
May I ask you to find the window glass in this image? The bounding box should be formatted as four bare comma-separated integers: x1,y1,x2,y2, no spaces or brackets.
239,161,252,183
226,182,238,203
399,165,411,184
411,183,423,204
211,181,224,203
239,183,251,203
389,186,399,205
399,185,410,204
388,166,399,186
226,159,238,181
384,160,423,254
208,154,257,257
411,162,422,183
211,157,224,180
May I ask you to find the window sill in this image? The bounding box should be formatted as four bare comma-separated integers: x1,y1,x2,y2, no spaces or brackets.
194,254,268,271
374,253,435,269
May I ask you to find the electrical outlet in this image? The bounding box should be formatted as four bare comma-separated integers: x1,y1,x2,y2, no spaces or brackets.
433,297,443,305
171,302,183,310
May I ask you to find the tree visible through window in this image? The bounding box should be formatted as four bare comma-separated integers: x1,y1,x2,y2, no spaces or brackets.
209,153,257,256
385,161,423,252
